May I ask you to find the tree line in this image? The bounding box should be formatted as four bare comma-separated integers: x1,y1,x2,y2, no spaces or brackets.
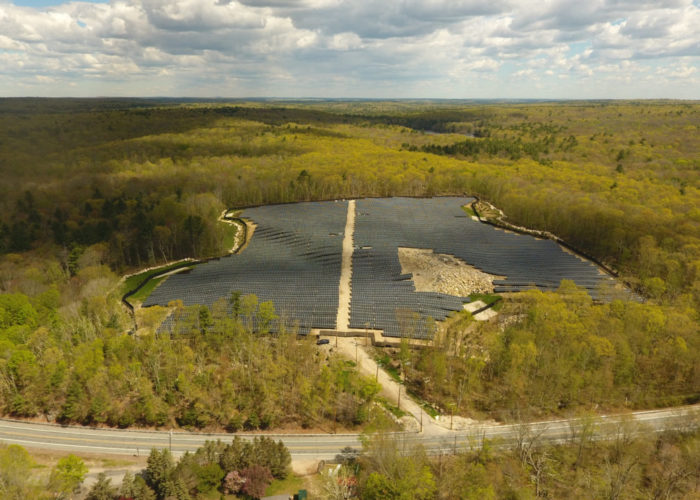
0,445,89,499
399,281,699,421
0,276,381,430
0,436,293,500
330,421,700,499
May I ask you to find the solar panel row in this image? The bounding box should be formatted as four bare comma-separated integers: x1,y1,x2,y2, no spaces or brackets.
348,197,614,337
146,197,618,339
145,200,348,334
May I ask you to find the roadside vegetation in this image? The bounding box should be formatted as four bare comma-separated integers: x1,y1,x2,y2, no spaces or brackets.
386,281,699,420
130,437,293,499
5,423,700,499
1,437,298,500
0,98,698,432
0,284,381,429
0,444,88,499
328,422,700,499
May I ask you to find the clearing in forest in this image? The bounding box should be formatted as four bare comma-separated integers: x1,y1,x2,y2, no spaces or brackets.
144,197,615,338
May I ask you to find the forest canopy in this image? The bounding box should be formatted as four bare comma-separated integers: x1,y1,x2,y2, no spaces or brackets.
0,99,697,301
0,98,698,427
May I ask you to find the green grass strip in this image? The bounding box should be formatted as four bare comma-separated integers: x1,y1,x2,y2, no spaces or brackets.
468,293,503,311
122,261,193,296
462,204,477,217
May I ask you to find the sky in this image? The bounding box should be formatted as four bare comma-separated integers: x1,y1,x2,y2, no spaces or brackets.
1,0,699,98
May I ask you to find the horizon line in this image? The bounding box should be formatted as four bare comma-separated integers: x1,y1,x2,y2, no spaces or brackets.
1,96,699,102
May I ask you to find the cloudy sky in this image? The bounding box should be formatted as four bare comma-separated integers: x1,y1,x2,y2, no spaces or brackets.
1,0,699,98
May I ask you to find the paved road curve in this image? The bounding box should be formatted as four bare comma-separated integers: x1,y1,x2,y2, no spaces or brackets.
1,405,698,460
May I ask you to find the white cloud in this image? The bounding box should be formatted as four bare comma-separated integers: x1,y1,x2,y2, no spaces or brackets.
141,0,266,32
0,33,23,49
0,0,697,97
657,62,697,78
329,32,362,51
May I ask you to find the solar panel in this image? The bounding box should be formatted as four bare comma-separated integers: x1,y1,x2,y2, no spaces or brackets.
145,200,347,334
145,197,620,339
348,197,616,338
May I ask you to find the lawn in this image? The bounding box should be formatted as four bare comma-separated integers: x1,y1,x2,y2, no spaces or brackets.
265,473,306,497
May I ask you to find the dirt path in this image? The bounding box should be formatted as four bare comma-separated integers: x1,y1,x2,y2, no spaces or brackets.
218,209,247,253
336,200,355,331
333,337,450,435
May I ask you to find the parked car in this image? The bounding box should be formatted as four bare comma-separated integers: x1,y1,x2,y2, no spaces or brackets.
316,338,330,345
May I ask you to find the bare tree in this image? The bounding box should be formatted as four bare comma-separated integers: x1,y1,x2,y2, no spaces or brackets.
319,465,357,500
513,421,551,497
568,412,598,469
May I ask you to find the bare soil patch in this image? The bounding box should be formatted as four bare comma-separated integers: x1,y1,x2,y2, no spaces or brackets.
336,200,355,331
398,247,504,297
473,308,498,321
220,209,252,254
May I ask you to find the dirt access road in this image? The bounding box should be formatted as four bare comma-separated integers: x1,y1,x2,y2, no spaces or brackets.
330,337,487,434
336,200,355,331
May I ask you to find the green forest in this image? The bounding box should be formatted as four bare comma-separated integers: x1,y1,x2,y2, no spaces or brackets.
0,98,698,431
3,422,699,499
344,422,700,499
1,99,697,297
0,290,382,429
396,281,698,420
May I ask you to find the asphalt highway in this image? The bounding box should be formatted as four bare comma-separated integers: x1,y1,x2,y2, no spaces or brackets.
1,405,697,460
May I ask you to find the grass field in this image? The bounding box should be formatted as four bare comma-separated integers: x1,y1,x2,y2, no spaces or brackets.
265,473,306,497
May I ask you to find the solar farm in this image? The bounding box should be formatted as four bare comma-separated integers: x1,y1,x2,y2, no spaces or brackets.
145,200,347,334
144,197,616,338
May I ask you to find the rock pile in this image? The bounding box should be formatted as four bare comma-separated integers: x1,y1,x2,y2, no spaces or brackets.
398,247,504,297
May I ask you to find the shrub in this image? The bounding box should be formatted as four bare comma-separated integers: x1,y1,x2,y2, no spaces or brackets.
240,465,273,499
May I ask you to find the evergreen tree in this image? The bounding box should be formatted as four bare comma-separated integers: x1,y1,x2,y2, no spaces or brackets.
85,472,116,500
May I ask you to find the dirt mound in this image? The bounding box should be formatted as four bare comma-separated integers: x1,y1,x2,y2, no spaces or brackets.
398,247,504,297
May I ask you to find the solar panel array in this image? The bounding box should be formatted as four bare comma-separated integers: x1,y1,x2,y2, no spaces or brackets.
349,197,615,337
144,200,348,334
145,197,616,339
